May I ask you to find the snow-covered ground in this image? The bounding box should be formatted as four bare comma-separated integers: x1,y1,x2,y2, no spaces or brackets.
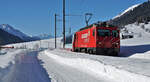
0,49,23,69
121,23,150,38
38,49,150,82
120,22,150,57
38,50,112,82
8,38,63,50
1,22,150,82
0,49,50,82
38,23,150,82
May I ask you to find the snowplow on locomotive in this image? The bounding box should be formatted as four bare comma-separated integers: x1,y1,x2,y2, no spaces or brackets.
72,22,120,56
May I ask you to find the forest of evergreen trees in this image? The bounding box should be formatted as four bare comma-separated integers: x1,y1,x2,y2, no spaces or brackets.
109,1,150,27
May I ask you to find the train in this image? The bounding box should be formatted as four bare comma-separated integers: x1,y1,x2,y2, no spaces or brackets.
0,46,14,49
72,22,120,56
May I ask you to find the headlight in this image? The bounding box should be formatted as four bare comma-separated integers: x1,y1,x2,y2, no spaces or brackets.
115,43,119,45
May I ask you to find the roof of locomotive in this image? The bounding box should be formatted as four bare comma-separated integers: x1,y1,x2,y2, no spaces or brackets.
78,22,117,32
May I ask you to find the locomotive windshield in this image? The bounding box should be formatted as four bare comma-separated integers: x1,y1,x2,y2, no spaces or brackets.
97,30,110,37
112,30,119,37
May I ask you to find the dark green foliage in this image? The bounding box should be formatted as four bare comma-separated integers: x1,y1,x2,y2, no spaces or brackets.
110,1,150,27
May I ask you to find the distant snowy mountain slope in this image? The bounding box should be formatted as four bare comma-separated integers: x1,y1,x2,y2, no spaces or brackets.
0,24,39,41
113,4,140,19
0,24,28,39
0,28,23,45
34,34,53,40
109,1,150,26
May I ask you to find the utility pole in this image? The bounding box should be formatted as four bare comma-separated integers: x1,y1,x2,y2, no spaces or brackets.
55,14,57,48
63,0,66,48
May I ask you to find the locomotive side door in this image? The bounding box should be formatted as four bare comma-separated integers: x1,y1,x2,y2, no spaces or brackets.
72,33,78,51
90,28,96,47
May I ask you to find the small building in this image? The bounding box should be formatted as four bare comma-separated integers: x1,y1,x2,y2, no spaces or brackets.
121,33,134,39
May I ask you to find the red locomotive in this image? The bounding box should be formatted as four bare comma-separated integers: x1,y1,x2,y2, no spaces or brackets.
72,22,120,56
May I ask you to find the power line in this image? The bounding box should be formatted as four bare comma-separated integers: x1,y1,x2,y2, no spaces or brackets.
65,14,83,16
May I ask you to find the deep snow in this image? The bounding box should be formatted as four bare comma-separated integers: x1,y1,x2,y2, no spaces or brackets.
38,22,150,82
0,49,23,68
1,22,150,82
38,49,150,82
38,51,112,82
0,49,50,82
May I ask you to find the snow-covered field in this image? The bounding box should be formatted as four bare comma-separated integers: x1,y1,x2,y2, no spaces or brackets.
38,49,150,82
8,38,63,50
1,22,150,82
0,49,23,69
0,49,50,82
121,23,150,38
38,23,150,82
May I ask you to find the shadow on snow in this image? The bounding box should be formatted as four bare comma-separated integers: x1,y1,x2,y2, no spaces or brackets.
119,44,150,57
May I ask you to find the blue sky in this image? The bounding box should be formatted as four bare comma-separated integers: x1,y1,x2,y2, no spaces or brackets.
0,0,146,36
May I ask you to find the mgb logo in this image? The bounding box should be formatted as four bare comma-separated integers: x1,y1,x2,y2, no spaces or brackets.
81,33,88,39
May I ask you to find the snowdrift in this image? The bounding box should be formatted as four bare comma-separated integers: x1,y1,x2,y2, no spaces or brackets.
0,49,24,68
40,50,150,82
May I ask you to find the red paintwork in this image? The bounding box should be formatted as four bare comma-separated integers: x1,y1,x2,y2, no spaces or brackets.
0,46,14,49
72,25,120,51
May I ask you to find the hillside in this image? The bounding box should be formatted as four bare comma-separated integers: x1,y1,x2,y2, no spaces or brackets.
0,24,40,41
0,29,23,45
34,34,53,40
109,1,150,27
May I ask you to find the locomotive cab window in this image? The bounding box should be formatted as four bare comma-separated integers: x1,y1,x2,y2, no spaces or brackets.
73,34,76,41
93,29,95,36
97,29,110,37
112,30,119,37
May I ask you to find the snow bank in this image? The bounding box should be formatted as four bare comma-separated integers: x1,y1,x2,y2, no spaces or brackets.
0,49,23,69
121,37,150,46
120,26,150,57
42,50,150,82
121,22,150,39
65,44,72,49
129,51,150,59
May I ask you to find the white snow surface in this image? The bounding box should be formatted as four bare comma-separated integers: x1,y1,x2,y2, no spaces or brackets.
7,38,63,50
39,49,150,82
121,37,150,46
113,4,140,19
129,51,150,60
122,23,150,38
0,49,51,82
37,27,150,82
1,26,150,82
0,49,24,68
38,50,112,82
